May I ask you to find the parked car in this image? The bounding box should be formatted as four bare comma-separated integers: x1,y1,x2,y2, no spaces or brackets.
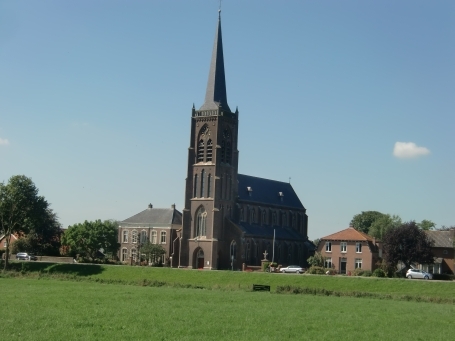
406,269,432,280
280,265,305,274
16,252,37,261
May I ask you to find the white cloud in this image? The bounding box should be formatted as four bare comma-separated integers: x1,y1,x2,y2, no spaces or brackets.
393,142,430,159
0,137,9,146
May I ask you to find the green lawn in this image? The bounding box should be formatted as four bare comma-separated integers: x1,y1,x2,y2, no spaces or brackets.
9,261,455,301
2,277,454,341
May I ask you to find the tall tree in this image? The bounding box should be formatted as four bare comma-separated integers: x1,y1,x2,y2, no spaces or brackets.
382,221,434,270
0,175,58,269
350,211,385,234
62,220,120,262
417,219,436,231
368,214,402,240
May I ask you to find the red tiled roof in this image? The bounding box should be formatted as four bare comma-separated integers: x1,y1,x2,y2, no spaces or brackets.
320,227,375,242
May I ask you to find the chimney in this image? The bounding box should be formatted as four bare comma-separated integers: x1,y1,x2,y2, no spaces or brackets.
148,203,153,209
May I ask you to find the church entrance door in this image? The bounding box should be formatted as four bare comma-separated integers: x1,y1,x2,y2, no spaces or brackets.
196,248,204,269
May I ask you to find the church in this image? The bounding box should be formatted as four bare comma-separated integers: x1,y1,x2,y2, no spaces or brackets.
118,11,312,270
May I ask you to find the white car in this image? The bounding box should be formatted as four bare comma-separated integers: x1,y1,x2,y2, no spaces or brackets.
280,265,304,274
406,269,432,280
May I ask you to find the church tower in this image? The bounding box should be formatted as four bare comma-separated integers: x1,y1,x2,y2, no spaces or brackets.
181,11,239,269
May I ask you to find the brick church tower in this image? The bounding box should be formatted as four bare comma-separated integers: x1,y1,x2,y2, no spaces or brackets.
180,11,239,269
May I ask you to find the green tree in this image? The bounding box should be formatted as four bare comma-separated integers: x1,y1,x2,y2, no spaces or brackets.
141,241,166,266
368,214,402,240
0,175,59,269
62,220,120,262
417,219,436,231
350,211,385,234
307,251,326,268
382,221,434,270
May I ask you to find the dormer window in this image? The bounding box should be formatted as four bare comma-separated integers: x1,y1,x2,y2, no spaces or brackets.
247,187,253,197
278,192,284,202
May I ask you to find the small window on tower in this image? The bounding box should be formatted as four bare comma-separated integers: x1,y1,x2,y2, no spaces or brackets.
197,140,205,162
206,139,213,162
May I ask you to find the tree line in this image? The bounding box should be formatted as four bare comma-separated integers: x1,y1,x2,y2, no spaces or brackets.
1,175,166,269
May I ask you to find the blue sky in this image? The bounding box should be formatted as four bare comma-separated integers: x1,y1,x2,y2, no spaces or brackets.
1,1,454,239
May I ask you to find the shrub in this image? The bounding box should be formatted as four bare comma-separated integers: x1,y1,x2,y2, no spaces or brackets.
352,268,365,276
372,268,386,277
307,266,325,275
362,270,372,277
326,269,337,275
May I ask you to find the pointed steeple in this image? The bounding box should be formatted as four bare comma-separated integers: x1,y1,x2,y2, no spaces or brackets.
200,10,231,112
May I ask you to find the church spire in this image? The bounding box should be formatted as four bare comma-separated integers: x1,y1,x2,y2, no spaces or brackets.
200,10,231,112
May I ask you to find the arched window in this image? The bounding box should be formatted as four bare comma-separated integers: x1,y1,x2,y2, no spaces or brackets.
207,174,212,197
206,139,213,162
132,230,138,244
272,212,277,226
240,207,244,222
131,248,137,261
122,230,128,243
262,210,266,225
121,248,128,262
151,230,157,244
282,212,287,227
196,207,207,237
250,209,255,224
160,231,166,244
200,170,205,197
197,140,205,162
140,230,147,243
193,174,198,198
292,213,296,228
230,240,237,259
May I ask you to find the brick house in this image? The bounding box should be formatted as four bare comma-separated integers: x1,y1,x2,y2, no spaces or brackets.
118,204,182,267
421,229,455,274
317,227,382,274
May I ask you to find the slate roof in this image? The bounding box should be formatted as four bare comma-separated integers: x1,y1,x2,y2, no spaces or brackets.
237,174,304,209
120,206,182,226
236,222,307,241
426,230,454,248
320,227,374,242
199,12,231,112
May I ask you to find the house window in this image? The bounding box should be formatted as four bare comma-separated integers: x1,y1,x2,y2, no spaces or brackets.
341,242,347,253
282,212,287,227
160,231,166,244
292,214,296,228
196,207,207,237
151,230,157,244
325,257,332,268
272,212,277,226
356,243,362,253
131,248,137,261
122,230,128,243
121,248,128,262
131,230,138,244
240,207,244,222
262,210,266,225
3,241,6,248
325,242,332,252
140,230,147,243
250,209,255,224
355,258,362,269
443,250,448,255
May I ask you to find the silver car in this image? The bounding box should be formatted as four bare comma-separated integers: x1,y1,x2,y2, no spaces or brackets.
406,269,432,280
280,265,305,274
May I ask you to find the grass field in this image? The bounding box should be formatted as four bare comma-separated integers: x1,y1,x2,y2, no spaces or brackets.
9,261,455,301
2,277,454,341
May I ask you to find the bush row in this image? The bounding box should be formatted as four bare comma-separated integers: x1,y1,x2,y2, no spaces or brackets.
276,285,455,305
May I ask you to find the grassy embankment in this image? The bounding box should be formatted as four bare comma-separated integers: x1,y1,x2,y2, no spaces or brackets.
5,261,455,302
2,278,454,341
